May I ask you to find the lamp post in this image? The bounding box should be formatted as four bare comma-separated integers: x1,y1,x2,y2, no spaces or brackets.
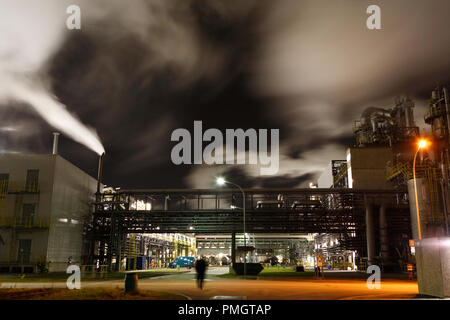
216,177,247,276
413,139,429,240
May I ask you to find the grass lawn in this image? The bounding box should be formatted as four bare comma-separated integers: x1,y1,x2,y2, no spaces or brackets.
0,270,189,283
218,266,315,279
0,287,188,300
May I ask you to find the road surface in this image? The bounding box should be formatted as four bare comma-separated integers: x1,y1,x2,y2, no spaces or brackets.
79,267,419,300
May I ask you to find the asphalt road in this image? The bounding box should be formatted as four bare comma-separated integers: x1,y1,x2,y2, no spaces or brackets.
80,267,419,300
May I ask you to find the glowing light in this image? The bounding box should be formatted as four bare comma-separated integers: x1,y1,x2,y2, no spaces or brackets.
418,139,429,149
216,177,226,186
347,151,353,188
440,239,450,247
0,127,16,132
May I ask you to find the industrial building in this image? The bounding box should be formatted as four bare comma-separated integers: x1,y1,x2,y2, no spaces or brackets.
0,153,197,272
0,153,98,272
316,88,450,297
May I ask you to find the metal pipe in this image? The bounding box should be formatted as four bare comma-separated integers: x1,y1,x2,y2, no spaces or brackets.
365,204,376,266
231,232,236,265
413,147,422,240
224,181,246,276
443,87,450,145
52,132,60,155
379,204,390,268
441,150,450,236
97,153,105,194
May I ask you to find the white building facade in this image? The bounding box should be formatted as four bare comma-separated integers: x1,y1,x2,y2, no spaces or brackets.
0,154,97,272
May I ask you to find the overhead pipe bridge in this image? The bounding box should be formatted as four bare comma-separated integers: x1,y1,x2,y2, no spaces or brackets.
87,188,411,268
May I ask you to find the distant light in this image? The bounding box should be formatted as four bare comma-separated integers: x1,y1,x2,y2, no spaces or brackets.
58,218,68,223
115,187,121,190
230,205,236,209
441,239,450,247
418,139,429,149
189,226,194,230
216,177,226,186
0,127,17,132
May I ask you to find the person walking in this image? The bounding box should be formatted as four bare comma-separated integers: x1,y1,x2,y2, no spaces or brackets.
195,255,207,289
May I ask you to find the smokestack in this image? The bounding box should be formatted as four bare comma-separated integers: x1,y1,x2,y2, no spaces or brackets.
97,152,105,194
52,132,60,155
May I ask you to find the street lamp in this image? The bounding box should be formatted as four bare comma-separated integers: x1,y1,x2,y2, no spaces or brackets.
216,177,247,276
413,139,429,240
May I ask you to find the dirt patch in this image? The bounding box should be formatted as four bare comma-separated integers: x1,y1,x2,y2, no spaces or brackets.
0,287,188,300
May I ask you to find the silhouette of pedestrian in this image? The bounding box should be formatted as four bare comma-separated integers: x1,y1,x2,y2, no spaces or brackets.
195,256,207,289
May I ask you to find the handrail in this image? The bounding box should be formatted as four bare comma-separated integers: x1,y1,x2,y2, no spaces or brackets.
0,179,40,194
0,216,50,228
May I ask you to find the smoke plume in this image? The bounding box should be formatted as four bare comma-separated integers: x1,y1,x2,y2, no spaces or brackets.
0,0,105,155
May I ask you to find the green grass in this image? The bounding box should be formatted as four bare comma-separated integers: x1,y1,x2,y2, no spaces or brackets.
0,272,68,282
218,266,315,279
261,266,297,273
0,270,189,283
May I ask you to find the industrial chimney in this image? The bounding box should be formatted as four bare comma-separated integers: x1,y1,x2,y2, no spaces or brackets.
97,152,105,194
52,132,60,155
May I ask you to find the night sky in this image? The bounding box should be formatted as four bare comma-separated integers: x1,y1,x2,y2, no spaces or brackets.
1,0,450,189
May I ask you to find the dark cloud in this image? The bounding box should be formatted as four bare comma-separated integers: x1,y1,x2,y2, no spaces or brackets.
0,103,54,154
258,172,317,189
2,0,450,188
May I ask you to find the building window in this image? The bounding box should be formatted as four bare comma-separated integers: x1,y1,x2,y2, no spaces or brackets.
25,169,39,191
0,173,9,196
22,204,35,226
18,239,32,263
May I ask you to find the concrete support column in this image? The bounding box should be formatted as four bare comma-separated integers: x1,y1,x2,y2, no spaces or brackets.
379,204,390,269
231,232,236,265
365,204,376,266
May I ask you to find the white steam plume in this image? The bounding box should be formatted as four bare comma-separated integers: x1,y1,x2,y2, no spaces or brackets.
0,0,105,155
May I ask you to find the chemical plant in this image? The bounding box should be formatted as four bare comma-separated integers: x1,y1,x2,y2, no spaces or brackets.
0,86,449,297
